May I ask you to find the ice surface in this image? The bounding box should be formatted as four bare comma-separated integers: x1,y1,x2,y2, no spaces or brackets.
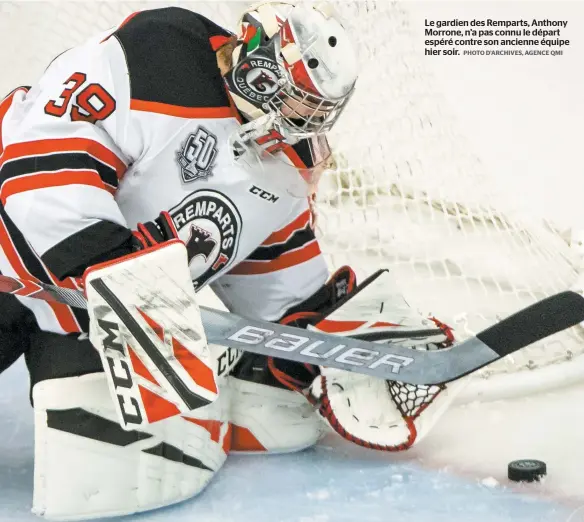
0,359,580,522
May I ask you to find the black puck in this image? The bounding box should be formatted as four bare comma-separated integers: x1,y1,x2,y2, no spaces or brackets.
508,459,547,482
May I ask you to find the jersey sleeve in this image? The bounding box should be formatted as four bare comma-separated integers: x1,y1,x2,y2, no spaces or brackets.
0,34,132,279
0,7,234,280
210,204,329,321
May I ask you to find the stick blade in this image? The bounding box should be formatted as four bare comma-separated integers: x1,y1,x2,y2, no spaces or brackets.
477,291,584,357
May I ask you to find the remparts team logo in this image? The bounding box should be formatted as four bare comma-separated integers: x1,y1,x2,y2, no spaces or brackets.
233,56,283,104
170,190,242,288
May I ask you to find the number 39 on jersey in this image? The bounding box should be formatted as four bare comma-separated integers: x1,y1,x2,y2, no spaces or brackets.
44,71,116,124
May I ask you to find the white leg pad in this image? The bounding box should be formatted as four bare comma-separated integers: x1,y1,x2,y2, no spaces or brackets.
32,373,230,520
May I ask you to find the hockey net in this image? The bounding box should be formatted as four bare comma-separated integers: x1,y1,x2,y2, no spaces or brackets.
1,1,583,403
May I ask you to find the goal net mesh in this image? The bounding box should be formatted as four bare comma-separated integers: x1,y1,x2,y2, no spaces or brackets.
2,1,583,400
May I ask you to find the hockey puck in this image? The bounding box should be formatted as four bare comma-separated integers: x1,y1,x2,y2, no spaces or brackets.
508,460,547,482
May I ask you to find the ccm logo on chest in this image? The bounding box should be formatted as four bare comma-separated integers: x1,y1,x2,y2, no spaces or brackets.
170,190,242,288
249,185,279,203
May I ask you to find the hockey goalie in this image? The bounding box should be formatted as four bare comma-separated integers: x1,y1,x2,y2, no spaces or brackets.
0,2,461,520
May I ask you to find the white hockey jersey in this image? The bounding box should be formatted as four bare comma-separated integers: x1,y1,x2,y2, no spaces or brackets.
0,7,329,335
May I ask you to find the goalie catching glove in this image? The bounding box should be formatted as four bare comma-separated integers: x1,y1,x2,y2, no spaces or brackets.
84,211,218,430
269,267,463,451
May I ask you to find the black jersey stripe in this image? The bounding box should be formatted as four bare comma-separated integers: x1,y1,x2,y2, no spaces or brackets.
42,220,134,281
0,152,119,189
246,224,316,262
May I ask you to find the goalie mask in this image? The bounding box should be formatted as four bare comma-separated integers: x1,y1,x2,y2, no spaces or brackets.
225,1,358,196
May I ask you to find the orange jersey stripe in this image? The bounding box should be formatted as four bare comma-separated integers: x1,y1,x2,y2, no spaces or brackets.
0,217,79,333
130,99,237,120
262,210,311,246
229,240,321,276
1,170,110,205
0,137,126,179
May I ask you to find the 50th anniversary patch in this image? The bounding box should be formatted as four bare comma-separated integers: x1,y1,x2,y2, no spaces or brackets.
170,190,242,288
177,126,218,183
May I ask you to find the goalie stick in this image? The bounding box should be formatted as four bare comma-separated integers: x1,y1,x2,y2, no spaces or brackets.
0,273,583,385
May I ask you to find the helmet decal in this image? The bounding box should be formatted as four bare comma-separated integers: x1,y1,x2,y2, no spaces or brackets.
226,47,285,107
242,23,262,50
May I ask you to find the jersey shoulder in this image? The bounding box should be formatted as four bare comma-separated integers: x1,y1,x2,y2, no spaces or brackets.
114,7,234,108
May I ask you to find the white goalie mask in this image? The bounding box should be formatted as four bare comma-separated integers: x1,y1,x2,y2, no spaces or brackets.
225,1,359,195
